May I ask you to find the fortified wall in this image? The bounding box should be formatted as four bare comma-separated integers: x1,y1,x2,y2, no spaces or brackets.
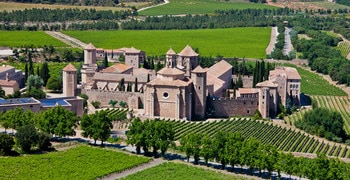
82,89,144,109
211,96,259,118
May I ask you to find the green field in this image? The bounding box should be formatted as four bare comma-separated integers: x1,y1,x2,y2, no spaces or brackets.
0,31,68,47
138,0,277,16
122,162,246,180
63,27,271,58
0,146,150,179
288,65,347,96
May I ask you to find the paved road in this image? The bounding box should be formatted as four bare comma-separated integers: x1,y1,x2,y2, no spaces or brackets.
45,31,87,49
283,27,294,56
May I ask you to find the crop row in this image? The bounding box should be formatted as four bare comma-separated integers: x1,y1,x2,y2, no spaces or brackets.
104,108,128,120
165,118,350,158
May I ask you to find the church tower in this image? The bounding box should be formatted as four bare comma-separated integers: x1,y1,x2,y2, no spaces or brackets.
81,43,98,84
165,48,177,68
191,65,207,119
178,45,199,77
63,63,77,97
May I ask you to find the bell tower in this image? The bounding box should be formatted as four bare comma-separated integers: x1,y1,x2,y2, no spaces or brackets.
191,65,207,119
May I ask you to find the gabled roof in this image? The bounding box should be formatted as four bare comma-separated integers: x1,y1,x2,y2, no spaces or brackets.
85,43,96,50
166,48,176,55
63,63,77,72
92,72,150,83
157,67,185,76
0,79,18,87
256,80,278,88
269,67,301,80
207,60,232,78
238,88,259,94
178,45,198,57
0,65,14,72
192,65,206,73
119,47,142,54
100,63,133,74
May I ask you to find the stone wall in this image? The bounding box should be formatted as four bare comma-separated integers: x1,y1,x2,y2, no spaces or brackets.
82,89,144,108
211,96,259,118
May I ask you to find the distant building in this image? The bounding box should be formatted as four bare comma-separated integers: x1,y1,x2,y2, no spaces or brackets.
0,65,24,95
0,97,83,117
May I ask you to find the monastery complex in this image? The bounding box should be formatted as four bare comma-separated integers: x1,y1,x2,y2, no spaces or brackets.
67,43,301,120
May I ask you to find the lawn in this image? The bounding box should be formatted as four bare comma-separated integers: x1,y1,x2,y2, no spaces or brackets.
122,162,247,180
63,27,271,58
0,145,150,179
0,31,68,47
138,0,277,16
289,65,347,96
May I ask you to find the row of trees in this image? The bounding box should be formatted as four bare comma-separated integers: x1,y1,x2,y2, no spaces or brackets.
0,0,119,6
126,118,174,157
0,8,135,23
0,106,77,152
179,131,350,179
270,25,289,60
252,61,274,88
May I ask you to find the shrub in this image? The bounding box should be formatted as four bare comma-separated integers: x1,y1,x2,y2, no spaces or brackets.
0,133,15,155
91,101,100,108
16,124,38,153
37,132,52,151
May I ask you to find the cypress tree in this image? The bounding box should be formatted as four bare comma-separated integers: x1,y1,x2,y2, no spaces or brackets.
103,53,108,68
29,52,34,75
261,60,265,82
147,74,150,82
41,62,50,86
36,66,40,77
134,78,138,92
119,78,125,91
25,63,28,82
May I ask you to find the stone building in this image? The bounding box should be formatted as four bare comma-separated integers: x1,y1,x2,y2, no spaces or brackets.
63,63,77,97
0,65,24,90
78,43,301,120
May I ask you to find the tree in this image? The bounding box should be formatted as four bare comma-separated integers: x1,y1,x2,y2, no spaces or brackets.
37,131,52,151
134,78,138,92
91,101,100,108
46,76,62,92
119,78,125,91
80,110,113,145
212,131,227,169
158,121,174,157
126,117,145,154
2,108,35,130
16,124,38,153
28,52,34,75
180,134,193,162
38,106,77,138
200,134,213,166
225,132,245,171
0,133,14,155
103,53,108,68
127,82,132,92
41,62,50,86
108,100,118,108
0,86,5,98
36,66,40,77
26,75,44,92
25,62,28,81
78,94,88,108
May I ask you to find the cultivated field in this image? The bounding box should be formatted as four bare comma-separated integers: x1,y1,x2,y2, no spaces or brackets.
139,0,277,16
122,162,247,180
63,27,271,58
0,2,140,12
165,118,350,158
0,145,151,179
268,1,350,10
0,31,68,48
293,66,347,96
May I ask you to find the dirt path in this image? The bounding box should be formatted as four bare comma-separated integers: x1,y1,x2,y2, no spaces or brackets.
265,26,277,55
98,158,165,180
45,31,87,49
137,0,169,12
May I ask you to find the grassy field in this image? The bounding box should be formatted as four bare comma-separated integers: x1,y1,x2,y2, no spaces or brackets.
0,31,68,47
63,27,271,58
122,162,247,180
0,145,150,179
138,0,277,16
0,2,141,12
293,66,347,96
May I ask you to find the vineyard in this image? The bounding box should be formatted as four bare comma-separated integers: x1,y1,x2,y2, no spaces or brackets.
0,145,150,179
336,41,350,58
105,108,128,120
164,118,350,158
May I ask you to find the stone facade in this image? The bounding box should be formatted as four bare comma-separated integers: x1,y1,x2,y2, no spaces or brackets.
63,63,77,97
211,96,259,118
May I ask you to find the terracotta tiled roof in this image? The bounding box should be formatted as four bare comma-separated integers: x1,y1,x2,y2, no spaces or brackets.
166,48,176,55
178,45,198,57
63,63,77,72
238,88,259,94
256,80,278,87
133,68,151,76
148,77,192,87
157,67,185,76
85,43,96,50
192,65,206,73
100,63,133,74
0,79,18,87
0,65,14,72
207,60,232,78
92,72,151,83
119,47,141,54
269,67,301,80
